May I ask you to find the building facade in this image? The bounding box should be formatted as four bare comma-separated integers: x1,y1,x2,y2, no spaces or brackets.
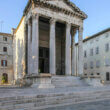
13,0,87,84
0,33,13,85
75,28,110,83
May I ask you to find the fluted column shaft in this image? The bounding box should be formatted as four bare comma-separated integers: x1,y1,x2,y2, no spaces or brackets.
32,14,39,74
28,20,32,74
71,28,77,76
49,19,56,75
78,26,83,75
65,23,71,75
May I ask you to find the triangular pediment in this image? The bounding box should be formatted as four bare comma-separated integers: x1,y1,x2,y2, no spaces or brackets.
24,0,87,19
43,0,87,19
45,0,74,12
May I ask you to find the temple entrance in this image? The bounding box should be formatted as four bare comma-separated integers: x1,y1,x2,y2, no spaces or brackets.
39,47,49,73
56,22,66,75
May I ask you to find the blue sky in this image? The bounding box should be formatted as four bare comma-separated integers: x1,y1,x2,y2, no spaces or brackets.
0,0,110,39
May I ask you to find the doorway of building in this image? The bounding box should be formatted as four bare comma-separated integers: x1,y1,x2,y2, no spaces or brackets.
39,47,49,73
2,73,8,84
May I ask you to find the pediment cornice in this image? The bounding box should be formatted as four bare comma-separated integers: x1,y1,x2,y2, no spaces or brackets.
24,0,87,20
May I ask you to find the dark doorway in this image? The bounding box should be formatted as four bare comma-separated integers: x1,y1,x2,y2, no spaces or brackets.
2,73,8,84
106,72,110,81
56,22,65,75
39,47,49,73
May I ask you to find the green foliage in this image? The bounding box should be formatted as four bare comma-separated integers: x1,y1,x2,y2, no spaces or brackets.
2,76,7,84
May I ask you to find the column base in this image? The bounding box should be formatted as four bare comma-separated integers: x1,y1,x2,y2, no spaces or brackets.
23,74,55,89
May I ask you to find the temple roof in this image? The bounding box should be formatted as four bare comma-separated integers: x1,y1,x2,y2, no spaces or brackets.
24,0,87,20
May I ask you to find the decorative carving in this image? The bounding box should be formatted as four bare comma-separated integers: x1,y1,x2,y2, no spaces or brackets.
32,14,39,20
50,18,56,25
28,18,31,26
32,0,87,19
66,22,71,29
71,27,77,37
78,26,83,32
78,26,83,42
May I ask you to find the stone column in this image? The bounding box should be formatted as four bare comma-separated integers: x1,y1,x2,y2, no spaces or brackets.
78,26,83,76
71,28,77,76
32,14,39,74
27,19,31,74
65,23,71,75
49,18,56,75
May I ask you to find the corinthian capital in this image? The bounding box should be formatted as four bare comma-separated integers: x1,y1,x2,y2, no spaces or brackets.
28,18,31,26
32,14,39,20
78,26,83,32
66,22,71,29
50,18,56,25
71,27,77,37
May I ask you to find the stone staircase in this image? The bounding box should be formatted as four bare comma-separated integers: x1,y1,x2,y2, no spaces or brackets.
0,87,110,110
52,76,88,88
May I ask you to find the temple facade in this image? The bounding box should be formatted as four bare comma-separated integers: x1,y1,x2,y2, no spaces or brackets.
13,0,87,84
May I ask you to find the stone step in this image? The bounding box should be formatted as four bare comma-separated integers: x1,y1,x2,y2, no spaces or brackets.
1,90,110,110
52,77,88,88
0,90,109,103
1,94,110,110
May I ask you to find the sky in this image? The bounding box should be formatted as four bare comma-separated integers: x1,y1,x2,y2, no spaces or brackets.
0,0,110,39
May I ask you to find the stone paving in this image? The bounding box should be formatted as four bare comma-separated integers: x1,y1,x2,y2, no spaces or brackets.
0,85,110,98
1,86,110,110
44,99,110,110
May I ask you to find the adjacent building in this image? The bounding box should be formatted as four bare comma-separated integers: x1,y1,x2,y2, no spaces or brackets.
0,32,13,85
75,28,110,83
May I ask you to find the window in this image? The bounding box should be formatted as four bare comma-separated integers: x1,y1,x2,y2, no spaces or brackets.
90,49,93,56
96,47,99,54
91,73,94,76
3,37,7,41
1,60,7,67
3,47,7,52
90,61,94,69
96,60,100,68
84,51,87,58
105,59,110,66
105,43,109,52
106,72,110,81
97,73,100,75
84,63,87,70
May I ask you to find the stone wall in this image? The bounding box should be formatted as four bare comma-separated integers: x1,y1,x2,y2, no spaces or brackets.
14,17,26,80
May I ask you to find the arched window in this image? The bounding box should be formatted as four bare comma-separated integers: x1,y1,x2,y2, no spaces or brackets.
2,73,8,84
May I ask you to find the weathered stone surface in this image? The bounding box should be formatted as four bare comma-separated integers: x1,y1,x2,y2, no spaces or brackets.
0,86,110,110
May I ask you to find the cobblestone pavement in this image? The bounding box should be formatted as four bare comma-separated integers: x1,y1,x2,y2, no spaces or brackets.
44,99,110,110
